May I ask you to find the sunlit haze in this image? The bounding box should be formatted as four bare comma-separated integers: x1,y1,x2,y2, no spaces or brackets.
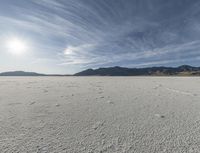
6,37,28,55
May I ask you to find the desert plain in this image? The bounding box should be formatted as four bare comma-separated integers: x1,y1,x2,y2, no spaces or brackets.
0,77,200,153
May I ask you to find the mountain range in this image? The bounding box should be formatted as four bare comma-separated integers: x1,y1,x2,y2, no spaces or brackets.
0,71,46,76
0,71,69,76
74,65,200,76
0,65,200,76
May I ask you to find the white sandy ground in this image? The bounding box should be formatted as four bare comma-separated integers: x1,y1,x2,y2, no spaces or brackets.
0,77,200,153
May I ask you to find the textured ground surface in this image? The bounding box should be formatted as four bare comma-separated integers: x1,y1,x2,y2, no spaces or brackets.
0,77,200,153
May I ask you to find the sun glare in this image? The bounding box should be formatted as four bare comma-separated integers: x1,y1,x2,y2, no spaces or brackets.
6,38,28,55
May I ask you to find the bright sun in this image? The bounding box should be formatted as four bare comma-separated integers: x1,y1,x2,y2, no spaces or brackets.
6,38,28,55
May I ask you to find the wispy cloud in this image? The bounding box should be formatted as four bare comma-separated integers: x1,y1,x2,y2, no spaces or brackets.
0,0,200,73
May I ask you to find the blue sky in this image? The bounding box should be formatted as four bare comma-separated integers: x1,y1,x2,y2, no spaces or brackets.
0,0,200,74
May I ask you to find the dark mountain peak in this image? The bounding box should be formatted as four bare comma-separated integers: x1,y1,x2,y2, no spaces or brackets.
112,66,123,69
74,68,96,76
178,65,193,68
178,65,196,71
178,65,192,68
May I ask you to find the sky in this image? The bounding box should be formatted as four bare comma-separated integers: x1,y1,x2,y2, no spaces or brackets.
0,0,200,74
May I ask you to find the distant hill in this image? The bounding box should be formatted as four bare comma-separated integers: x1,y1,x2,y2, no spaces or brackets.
0,71,46,76
0,71,72,76
74,65,200,76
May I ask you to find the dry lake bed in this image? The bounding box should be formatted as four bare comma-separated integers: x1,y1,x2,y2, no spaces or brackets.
0,77,200,153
